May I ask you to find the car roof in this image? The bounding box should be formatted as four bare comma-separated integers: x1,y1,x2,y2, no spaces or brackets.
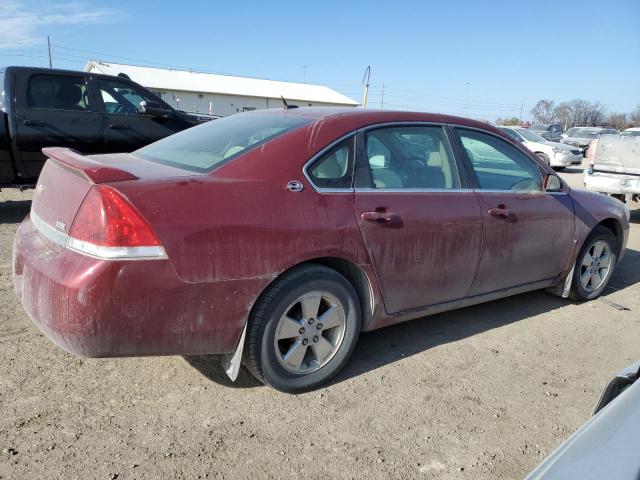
247,107,505,136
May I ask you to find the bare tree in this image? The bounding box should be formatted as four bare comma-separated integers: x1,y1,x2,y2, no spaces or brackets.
630,105,640,126
606,112,628,130
530,100,556,124
552,99,607,128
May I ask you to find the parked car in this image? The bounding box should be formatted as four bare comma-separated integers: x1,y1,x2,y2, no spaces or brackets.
13,109,629,392
561,127,618,156
584,134,640,203
620,127,640,137
528,123,563,142
0,66,202,188
526,360,640,479
498,126,582,169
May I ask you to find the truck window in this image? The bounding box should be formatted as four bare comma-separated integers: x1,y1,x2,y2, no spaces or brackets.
98,79,162,115
28,75,91,111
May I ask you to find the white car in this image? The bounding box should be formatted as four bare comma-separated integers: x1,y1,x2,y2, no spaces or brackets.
498,126,583,170
621,127,640,137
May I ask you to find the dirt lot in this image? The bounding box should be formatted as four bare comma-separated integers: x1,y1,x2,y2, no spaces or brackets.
1,168,639,480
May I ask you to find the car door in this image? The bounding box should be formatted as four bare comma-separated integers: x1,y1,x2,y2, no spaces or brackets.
454,127,575,296
95,77,184,153
12,71,104,179
354,124,483,314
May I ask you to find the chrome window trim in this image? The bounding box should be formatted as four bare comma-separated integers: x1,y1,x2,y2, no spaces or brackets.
302,132,357,193
354,188,474,193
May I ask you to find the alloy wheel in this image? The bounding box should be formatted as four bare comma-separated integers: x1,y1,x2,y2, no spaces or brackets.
273,291,346,374
579,240,612,293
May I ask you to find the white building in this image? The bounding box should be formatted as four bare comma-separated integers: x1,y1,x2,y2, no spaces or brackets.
84,61,359,116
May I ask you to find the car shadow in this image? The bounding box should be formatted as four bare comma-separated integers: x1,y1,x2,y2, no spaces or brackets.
183,355,263,389
187,248,640,391
0,199,31,224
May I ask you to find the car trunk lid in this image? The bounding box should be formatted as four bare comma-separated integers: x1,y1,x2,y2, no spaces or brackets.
31,148,200,243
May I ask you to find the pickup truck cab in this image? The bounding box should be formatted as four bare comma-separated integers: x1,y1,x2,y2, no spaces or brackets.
1,66,201,187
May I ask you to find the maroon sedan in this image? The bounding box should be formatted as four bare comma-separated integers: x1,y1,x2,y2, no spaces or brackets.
13,109,629,392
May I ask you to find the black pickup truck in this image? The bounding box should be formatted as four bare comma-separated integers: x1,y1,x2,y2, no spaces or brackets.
1,66,201,188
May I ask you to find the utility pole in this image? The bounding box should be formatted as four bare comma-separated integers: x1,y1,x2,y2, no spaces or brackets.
381,81,385,109
464,81,470,117
361,66,371,109
302,65,308,83
47,35,52,68
519,101,523,124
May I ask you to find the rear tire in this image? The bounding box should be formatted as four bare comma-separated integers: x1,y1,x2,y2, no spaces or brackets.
245,264,361,393
569,226,618,301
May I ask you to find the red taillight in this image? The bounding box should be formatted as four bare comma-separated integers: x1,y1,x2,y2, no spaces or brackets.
70,186,160,247
65,186,166,260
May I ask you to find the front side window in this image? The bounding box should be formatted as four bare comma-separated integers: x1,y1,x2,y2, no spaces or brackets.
28,74,90,111
307,138,354,189
98,79,162,115
134,113,312,172
362,126,460,189
458,129,542,192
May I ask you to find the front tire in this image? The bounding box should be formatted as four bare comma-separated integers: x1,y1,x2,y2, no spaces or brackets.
245,264,361,393
569,226,618,301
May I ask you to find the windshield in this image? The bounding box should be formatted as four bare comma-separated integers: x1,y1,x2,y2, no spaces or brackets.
134,113,312,172
499,128,524,142
568,128,601,138
517,129,547,142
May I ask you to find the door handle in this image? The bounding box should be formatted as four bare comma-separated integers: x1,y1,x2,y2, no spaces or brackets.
488,206,513,218
108,123,130,130
361,211,400,223
23,119,47,126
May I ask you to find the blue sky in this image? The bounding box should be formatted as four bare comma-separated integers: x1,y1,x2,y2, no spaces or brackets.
1,0,639,120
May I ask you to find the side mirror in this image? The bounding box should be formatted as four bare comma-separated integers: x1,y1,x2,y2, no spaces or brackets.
138,100,172,117
544,173,563,191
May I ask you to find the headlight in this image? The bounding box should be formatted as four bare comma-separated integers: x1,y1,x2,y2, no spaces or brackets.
552,147,564,154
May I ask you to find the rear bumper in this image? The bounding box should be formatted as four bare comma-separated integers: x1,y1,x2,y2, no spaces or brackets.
13,216,268,358
583,169,640,195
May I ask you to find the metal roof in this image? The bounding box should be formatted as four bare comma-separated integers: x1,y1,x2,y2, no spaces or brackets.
84,61,359,106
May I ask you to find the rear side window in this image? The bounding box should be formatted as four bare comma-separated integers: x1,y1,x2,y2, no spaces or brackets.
28,75,90,111
307,138,354,189
134,113,312,172
362,126,460,189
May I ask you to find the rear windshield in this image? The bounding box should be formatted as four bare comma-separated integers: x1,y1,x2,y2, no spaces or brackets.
134,113,313,172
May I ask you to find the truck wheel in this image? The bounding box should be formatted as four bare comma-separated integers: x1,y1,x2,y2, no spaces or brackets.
245,264,361,393
569,226,618,301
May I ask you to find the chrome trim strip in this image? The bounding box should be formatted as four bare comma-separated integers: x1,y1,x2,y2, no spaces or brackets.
354,188,474,193
302,132,357,193
30,210,68,247
66,238,168,261
30,210,167,261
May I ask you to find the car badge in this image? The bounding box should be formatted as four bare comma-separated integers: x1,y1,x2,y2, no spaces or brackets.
286,180,304,192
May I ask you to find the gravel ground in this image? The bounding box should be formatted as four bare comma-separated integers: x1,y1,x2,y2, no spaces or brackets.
1,168,639,480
